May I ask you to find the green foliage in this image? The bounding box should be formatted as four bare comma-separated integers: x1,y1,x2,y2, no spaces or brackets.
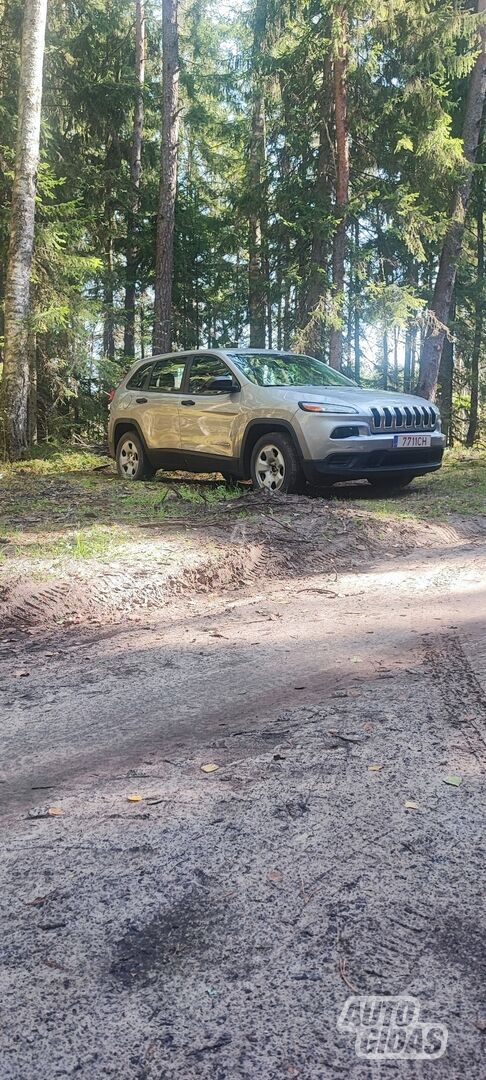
0,0,484,444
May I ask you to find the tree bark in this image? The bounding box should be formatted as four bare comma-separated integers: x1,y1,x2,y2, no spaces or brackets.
329,3,349,371
466,165,484,445
124,0,145,359
248,89,266,348
153,0,179,354
248,0,267,348
300,76,332,332
404,329,412,392
382,329,389,391
1,0,48,458
353,220,360,382
437,315,455,445
103,232,115,359
417,0,486,399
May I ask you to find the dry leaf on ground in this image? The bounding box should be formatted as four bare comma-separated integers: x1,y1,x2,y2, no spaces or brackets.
200,763,219,773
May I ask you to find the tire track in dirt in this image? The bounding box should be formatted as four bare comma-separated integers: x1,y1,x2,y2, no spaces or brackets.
422,632,486,764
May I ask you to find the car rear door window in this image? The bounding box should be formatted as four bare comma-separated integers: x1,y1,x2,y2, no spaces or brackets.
148,358,185,393
188,355,235,394
126,363,152,390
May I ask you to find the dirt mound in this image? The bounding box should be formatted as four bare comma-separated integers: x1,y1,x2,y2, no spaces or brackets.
1,493,483,634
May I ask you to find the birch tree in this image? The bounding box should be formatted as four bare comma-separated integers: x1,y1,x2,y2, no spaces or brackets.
1,0,48,457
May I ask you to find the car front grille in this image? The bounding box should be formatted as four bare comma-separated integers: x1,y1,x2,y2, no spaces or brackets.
370,404,437,433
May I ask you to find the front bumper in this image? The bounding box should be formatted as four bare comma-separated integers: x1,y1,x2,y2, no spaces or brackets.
302,432,445,484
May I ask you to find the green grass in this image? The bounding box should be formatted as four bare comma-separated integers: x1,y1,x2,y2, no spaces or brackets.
0,444,106,477
344,448,486,521
0,443,484,569
0,442,241,565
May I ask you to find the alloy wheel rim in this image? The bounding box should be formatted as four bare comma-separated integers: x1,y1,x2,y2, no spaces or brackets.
119,439,139,478
256,445,286,491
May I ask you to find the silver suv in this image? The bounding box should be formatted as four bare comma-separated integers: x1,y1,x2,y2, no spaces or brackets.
108,349,445,492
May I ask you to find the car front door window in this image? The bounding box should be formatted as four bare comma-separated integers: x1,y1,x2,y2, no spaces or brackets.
188,356,235,395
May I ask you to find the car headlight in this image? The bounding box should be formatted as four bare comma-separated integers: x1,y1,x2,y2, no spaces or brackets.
298,401,360,415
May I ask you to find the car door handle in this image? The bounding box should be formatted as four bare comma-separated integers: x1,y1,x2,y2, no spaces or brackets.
181,399,195,406
135,397,147,404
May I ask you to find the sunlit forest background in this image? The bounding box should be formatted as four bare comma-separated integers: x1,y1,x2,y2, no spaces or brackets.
0,0,485,450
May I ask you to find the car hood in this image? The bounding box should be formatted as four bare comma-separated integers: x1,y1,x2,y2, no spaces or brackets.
266,385,437,412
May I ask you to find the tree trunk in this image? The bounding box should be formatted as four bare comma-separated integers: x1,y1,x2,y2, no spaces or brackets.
417,0,486,399
264,234,272,348
382,329,389,391
437,315,455,445
466,165,484,446
153,0,179,354
353,220,360,382
404,329,412,393
248,87,266,348
300,74,332,331
103,233,115,359
124,0,145,359
248,0,267,348
329,4,349,371
1,0,48,458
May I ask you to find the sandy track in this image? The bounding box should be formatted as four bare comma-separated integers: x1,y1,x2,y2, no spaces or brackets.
1,525,485,1078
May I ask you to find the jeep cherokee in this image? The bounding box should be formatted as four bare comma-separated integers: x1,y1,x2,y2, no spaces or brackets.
108,349,445,493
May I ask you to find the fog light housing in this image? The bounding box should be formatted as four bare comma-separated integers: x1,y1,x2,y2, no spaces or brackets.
330,425,360,439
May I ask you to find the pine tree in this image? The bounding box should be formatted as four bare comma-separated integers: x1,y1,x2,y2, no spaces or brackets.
154,0,180,353
124,0,146,359
329,1,350,371
247,0,268,348
418,0,486,400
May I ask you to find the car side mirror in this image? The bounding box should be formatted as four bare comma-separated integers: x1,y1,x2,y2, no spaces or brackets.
205,376,240,394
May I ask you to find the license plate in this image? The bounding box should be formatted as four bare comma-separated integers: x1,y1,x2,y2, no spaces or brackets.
393,434,431,448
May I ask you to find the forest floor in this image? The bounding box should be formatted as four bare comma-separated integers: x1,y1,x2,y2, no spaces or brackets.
1,447,486,1078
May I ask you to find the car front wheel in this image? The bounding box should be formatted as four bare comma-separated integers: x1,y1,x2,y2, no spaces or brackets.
116,431,155,481
250,432,304,494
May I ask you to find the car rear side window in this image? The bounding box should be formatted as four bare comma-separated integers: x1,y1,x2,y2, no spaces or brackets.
148,358,185,393
126,363,152,390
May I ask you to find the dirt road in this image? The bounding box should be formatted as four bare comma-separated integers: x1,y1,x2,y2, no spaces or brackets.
1,521,485,1078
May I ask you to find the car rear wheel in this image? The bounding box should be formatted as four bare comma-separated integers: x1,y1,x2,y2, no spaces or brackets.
250,432,304,494
368,473,414,490
116,431,155,481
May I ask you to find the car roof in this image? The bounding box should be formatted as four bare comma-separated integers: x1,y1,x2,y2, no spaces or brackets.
131,348,301,362
124,347,305,379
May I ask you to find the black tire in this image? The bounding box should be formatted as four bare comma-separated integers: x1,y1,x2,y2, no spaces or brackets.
116,430,155,481
250,431,304,494
368,473,414,490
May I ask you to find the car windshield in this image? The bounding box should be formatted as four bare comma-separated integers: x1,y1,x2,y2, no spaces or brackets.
227,351,357,388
